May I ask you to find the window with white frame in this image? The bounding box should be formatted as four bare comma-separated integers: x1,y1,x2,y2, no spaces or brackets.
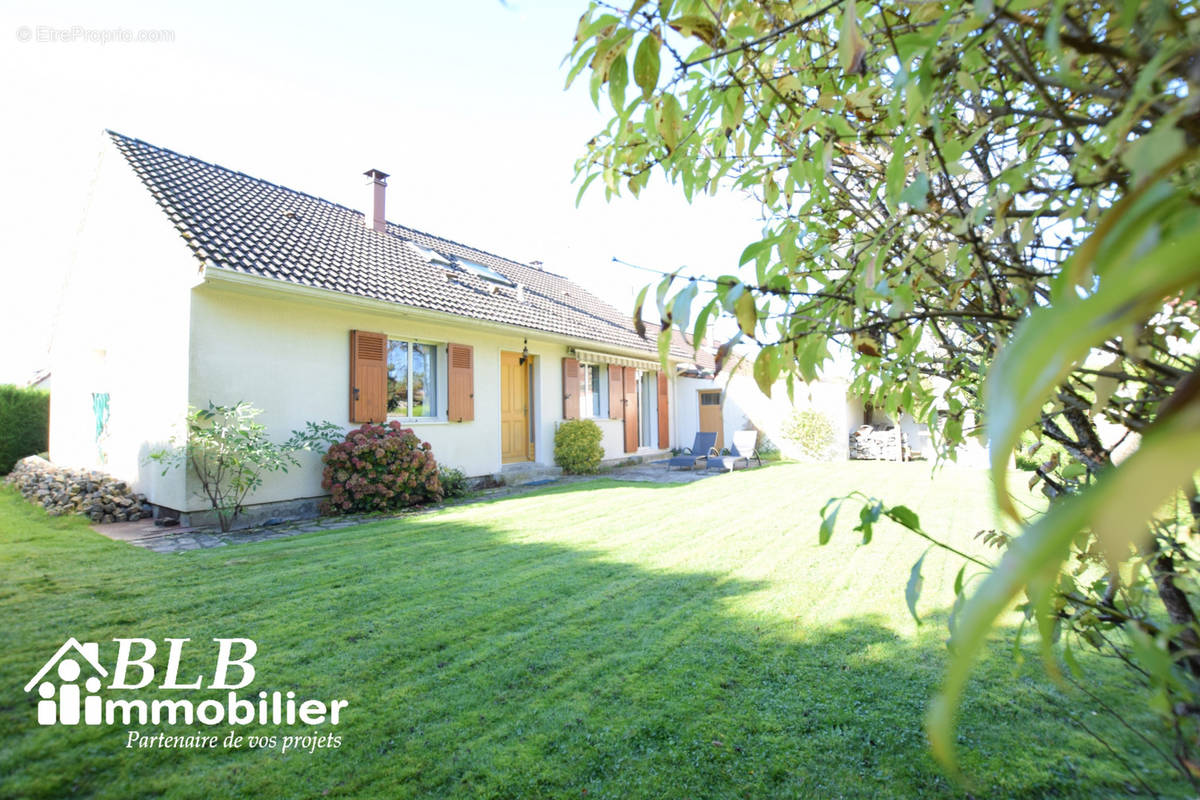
580,363,607,418
387,340,440,419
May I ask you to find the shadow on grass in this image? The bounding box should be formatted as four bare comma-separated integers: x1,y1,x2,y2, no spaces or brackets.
0,503,1181,800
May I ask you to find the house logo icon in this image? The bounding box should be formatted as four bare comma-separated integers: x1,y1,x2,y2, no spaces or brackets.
23,638,109,725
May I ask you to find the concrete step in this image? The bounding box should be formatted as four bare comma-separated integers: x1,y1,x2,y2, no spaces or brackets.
497,462,563,486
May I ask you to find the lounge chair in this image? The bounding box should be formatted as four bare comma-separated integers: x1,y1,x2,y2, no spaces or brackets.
707,430,763,472
666,431,718,471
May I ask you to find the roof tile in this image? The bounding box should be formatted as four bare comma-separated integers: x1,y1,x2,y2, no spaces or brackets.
107,131,714,366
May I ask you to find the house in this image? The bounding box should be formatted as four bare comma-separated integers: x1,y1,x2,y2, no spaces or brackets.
50,131,854,525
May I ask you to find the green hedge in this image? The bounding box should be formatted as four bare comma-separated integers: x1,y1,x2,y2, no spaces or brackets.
0,385,50,474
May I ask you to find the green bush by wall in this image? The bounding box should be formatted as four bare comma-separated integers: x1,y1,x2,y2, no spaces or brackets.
0,385,50,474
554,419,604,475
783,409,837,461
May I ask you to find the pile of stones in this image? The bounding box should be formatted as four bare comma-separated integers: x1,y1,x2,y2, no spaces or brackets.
848,425,909,461
5,455,152,523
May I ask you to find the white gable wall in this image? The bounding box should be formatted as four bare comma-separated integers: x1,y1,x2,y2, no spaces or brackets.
49,135,195,509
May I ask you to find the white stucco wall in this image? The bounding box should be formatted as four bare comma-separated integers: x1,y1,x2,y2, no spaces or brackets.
184,279,595,510
673,370,850,459
182,277,682,511
593,416,626,461
49,135,194,509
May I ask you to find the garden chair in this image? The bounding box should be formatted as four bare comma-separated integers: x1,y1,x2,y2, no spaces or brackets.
707,430,763,472
666,431,718,471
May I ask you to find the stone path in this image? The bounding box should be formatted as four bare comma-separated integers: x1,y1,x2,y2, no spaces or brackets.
93,458,727,554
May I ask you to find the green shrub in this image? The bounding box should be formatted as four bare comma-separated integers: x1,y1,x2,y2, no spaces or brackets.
783,410,837,461
149,401,341,531
322,422,442,513
438,466,471,499
0,385,50,474
554,419,603,474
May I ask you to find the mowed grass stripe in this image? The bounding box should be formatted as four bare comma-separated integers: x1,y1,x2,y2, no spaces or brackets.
0,463,1185,799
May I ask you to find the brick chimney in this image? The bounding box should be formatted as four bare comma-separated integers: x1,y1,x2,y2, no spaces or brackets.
363,169,389,233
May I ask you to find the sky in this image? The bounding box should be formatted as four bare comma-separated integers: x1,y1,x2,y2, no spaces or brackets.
0,0,765,384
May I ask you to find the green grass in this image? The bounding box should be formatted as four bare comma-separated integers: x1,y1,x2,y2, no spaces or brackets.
0,463,1186,798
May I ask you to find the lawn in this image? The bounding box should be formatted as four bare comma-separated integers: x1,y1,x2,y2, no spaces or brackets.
0,462,1186,798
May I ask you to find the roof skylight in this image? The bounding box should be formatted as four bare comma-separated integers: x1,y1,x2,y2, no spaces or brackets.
404,242,514,287
405,241,454,267
456,257,515,287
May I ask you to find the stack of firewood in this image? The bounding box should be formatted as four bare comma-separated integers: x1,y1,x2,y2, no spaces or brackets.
848,425,908,461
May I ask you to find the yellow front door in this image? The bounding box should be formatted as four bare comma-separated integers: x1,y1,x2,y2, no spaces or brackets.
500,351,531,463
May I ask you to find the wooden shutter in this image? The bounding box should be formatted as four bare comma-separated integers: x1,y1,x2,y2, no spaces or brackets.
349,330,387,423
562,357,580,420
607,364,623,419
657,372,669,449
447,343,474,422
623,366,638,453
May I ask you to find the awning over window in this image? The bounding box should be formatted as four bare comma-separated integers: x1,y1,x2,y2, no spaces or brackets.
572,348,660,371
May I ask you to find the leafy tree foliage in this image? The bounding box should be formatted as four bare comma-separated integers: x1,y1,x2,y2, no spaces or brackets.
149,402,341,532
567,0,1200,783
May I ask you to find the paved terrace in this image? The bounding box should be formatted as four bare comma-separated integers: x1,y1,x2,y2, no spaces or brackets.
94,459,730,554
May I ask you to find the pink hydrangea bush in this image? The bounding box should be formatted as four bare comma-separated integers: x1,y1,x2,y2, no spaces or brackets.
321,421,443,513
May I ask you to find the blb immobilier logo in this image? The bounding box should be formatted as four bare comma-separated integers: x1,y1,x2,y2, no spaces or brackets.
22,637,348,753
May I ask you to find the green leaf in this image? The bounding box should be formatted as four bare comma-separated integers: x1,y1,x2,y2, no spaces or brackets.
986,215,1200,517
655,272,676,318
929,403,1200,770
692,298,718,350
608,52,628,112
887,504,921,531
854,500,882,544
734,290,757,336
1061,637,1084,680
818,498,843,545
739,239,772,267
632,284,650,339
905,549,929,625
753,347,777,396
658,93,683,151
1121,120,1185,186
899,173,930,210
672,280,699,331
838,1,868,75
633,32,661,100
885,144,908,209
1060,462,1086,480
953,565,966,597
657,324,673,368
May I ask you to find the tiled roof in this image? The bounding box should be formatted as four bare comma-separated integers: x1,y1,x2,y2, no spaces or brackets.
107,130,706,362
